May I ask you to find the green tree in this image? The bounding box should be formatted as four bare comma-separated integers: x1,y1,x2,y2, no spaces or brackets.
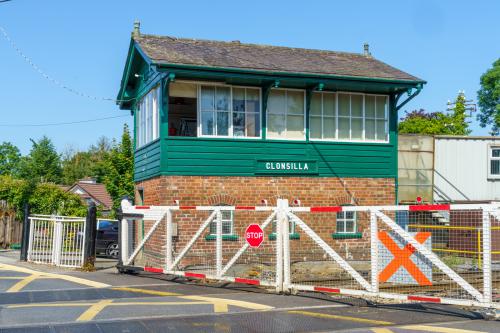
19,136,62,183
477,58,500,135
0,142,21,177
61,150,94,185
103,124,134,212
399,92,471,135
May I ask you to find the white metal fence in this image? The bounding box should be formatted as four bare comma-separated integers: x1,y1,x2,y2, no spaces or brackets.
27,214,86,267
120,200,500,309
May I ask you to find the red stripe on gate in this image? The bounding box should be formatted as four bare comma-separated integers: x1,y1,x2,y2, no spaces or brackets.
136,206,150,209
179,206,197,210
310,206,342,213
235,206,256,210
409,204,450,211
314,286,341,293
234,278,260,285
184,272,206,279
144,266,163,273
407,295,441,303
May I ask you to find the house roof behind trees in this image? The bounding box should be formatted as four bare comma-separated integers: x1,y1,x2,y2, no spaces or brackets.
68,179,113,210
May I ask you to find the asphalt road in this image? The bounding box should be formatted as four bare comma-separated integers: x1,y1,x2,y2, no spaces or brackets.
0,251,498,333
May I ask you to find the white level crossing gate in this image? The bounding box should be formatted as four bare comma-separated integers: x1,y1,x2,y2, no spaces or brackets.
120,199,500,309
27,214,86,267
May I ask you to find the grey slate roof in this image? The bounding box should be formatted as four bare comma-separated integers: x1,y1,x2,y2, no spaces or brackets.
134,34,422,82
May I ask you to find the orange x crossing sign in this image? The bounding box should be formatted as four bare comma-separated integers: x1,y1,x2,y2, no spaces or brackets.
378,231,432,286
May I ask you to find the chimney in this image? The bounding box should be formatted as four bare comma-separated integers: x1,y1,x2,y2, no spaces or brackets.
363,42,371,57
132,20,141,38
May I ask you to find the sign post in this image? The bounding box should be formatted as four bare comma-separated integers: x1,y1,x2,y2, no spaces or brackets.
245,224,264,248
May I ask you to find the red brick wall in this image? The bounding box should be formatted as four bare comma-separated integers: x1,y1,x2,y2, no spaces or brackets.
132,176,396,270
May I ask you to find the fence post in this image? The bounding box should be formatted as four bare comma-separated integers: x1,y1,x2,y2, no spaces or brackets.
83,202,97,268
275,199,288,293
281,199,291,293
120,198,131,266
482,206,492,304
216,208,222,278
20,203,30,261
165,209,173,270
370,209,379,293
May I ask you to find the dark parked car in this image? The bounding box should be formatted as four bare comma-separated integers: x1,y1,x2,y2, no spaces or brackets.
96,220,119,258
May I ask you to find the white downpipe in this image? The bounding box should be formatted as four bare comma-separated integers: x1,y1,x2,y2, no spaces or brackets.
374,210,484,302
121,218,129,265
288,212,372,291
168,211,217,271
370,209,379,293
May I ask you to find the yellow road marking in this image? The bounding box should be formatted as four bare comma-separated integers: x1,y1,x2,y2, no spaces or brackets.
371,329,394,333
111,286,180,296
9,302,95,308
288,310,393,325
77,300,114,321
7,274,41,292
401,325,486,333
180,295,273,313
0,263,109,291
0,276,29,279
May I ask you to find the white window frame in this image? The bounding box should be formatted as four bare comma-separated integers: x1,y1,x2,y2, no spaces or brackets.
191,81,262,139
310,92,389,143
209,210,234,236
488,145,500,179
336,211,357,234
136,85,161,148
266,88,307,141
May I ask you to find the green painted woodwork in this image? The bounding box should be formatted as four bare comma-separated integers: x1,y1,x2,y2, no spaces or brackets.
134,139,161,181
204,234,239,241
269,233,301,240
332,232,363,239
155,137,396,178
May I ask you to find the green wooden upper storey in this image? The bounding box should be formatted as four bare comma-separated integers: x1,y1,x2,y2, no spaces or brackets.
117,23,425,181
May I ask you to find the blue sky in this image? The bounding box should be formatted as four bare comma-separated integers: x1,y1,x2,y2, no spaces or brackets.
0,0,498,154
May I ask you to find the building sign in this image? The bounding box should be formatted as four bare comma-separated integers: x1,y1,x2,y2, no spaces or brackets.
255,160,318,175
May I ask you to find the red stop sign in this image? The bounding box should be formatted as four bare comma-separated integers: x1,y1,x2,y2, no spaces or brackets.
245,224,264,248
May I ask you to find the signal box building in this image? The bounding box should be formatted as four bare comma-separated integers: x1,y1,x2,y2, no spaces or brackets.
117,23,424,266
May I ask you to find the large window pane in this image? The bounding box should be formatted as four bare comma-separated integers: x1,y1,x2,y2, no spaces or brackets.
351,95,363,117
365,95,376,118
351,118,363,139
310,116,322,139
323,93,336,117
246,89,260,113
376,96,387,119
232,88,245,112
268,114,285,138
323,117,336,139
216,87,230,111
287,91,304,115
216,112,229,136
365,119,376,140
287,115,304,139
246,112,260,137
201,86,215,111
201,111,214,135
310,93,322,116
338,94,350,117
376,120,387,141
233,112,245,137
491,160,500,175
338,117,350,139
268,90,285,114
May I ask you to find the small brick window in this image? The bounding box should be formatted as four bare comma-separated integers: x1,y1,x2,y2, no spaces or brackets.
336,211,357,234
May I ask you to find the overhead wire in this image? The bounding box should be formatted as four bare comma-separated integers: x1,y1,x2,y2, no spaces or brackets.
0,115,129,127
